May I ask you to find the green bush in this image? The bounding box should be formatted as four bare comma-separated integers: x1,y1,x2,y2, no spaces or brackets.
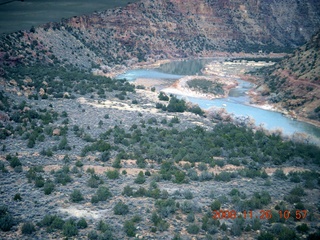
134,171,146,184
187,224,200,234
62,220,78,237
158,92,169,101
113,201,129,215
13,193,22,201
70,190,84,202
106,170,119,179
87,174,103,188
9,156,21,168
21,222,36,234
91,186,112,203
77,218,87,229
210,200,221,211
0,206,14,231
273,169,287,179
123,220,135,237
54,167,72,185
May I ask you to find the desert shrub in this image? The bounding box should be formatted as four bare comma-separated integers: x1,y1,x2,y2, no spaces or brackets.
77,218,87,229
296,223,309,233
91,186,112,203
158,220,170,232
101,151,110,162
215,171,232,182
54,167,72,185
183,190,193,199
289,172,301,183
13,193,22,201
273,169,287,179
187,212,195,222
289,186,305,196
187,224,200,234
210,200,221,211
113,201,129,215
252,218,261,230
134,171,146,184
123,220,135,237
167,97,186,112
284,194,301,204
231,217,244,236
21,222,36,234
51,217,64,230
62,219,78,237
75,160,83,167
112,158,122,168
257,231,275,240
43,180,55,195
97,220,112,233
0,206,14,231
122,185,134,196
174,170,186,183
87,174,103,188
105,170,119,179
199,171,213,181
155,199,176,218
34,175,45,188
70,190,84,202
158,92,169,101
198,162,208,171
151,211,161,226
180,201,198,214
188,169,199,181
88,230,99,239
9,156,21,168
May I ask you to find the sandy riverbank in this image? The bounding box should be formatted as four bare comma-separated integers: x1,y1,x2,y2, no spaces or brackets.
162,75,238,99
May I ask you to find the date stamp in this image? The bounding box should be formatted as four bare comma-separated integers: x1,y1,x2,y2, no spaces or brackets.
212,209,307,220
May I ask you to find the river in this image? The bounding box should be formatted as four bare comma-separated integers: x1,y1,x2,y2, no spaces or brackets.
116,59,320,144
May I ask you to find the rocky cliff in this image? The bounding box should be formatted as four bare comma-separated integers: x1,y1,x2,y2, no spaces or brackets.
0,0,320,70
255,30,320,122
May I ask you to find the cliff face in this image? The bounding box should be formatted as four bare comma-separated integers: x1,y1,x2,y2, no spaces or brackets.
0,0,320,69
257,30,320,122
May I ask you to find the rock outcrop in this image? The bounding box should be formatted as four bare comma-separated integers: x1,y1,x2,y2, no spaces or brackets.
1,0,320,69
255,30,320,122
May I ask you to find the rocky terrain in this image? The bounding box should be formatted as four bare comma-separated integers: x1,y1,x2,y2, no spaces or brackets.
0,0,320,239
1,0,320,72
0,61,320,239
251,30,320,124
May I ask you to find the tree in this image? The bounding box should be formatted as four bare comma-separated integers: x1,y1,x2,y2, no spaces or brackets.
158,92,169,101
91,186,112,203
123,220,135,237
167,96,186,112
134,171,146,184
62,220,78,237
106,170,119,179
77,218,87,229
113,201,129,215
70,190,84,202
210,200,221,211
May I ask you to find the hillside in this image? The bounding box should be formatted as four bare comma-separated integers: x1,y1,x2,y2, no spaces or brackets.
0,0,320,239
253,30,320,122
1,0,320,71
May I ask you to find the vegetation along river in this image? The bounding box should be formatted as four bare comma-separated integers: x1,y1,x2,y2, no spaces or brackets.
117,59,320,144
